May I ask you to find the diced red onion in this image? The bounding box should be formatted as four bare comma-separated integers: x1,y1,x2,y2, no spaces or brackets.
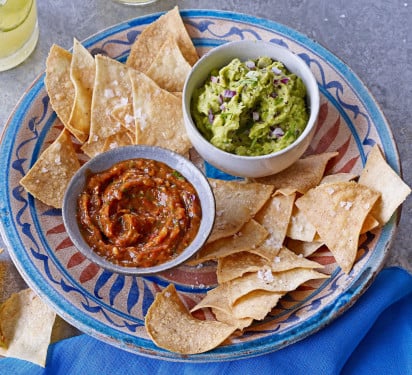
281,77,289,84
210,75,219,83
270,92,278,98
220,104,226,111
222,89,236,98
245,60,256,69
252,111,259,121
208,109,214,124
271,66,282,75
271,127,284,138
218,94,223,104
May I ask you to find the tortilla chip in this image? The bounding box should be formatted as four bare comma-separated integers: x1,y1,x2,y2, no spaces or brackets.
145,284,237,354
207,179,274,242
194,268,328,309
295,181,380,273
361,214,380,234
286,204,317,242
192,281,281,323
247,244,283,261
101,131,135,152
128,69,191,154
127,6,198,72
286,239,324,257
81,55,134,157
231,290,284,320
212,308,253,330
255,191,296,250
68,38,95,142
320,172,358,184
254,152,338,194
0,289,56,367
189,219,268,265
110,103,135,134
45,44,75,133
145,35,192,92
20,129,81,208
217,248,323,284
358,144,411,225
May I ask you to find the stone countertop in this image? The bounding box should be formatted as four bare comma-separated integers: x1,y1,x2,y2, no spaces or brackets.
0,0,410,297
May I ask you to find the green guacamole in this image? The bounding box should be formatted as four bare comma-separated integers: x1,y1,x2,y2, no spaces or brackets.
191,56,309,156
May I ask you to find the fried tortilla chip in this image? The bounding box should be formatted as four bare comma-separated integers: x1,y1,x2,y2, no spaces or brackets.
286,204,317,242
127,6,198,72
212,308,253,330
254,152,338,193
109,103,135,133
361,214,380,233
20,129,81,208
255,191,296,251
231,290,284,320
207,179,274,242
145,35,192,92
101,131,134,152
0,289,56,367
145,284,237,354
45,44,75,134
358,144,411,225
188,219,268,265
320,172,358,184
217,248,323,284
286,239,324,257
295,181,380,273
68,38,95,142
81,55,134,157
193,268,328,310
129,69,191,154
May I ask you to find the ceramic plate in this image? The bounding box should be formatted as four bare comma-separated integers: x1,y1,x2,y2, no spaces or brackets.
0,10,400,361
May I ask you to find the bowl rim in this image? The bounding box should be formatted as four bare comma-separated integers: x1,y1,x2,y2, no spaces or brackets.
62,145,216,276
182,40,320,161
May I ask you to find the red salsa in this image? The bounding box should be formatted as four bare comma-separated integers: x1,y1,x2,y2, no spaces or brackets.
77,158,202,268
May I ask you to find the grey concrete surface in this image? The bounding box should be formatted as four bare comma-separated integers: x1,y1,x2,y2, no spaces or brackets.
0,0,410,299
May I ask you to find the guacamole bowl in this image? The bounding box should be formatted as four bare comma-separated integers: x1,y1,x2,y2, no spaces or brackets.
183,40,320,178
62,145,215,276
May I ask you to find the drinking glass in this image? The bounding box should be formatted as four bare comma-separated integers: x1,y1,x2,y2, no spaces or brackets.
112,0,158,5
0,0,39,72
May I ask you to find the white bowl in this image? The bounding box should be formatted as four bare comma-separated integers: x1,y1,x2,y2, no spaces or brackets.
183,40,320,178
62,145,215,276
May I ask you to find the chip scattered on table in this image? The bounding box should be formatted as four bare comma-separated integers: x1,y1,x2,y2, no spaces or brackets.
0,289,56,367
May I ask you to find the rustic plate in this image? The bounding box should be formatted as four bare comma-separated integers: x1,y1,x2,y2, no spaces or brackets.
0,10,399,361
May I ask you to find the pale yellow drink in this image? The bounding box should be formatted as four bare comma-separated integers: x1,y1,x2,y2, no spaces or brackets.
0,0,39,71
112,0,158,5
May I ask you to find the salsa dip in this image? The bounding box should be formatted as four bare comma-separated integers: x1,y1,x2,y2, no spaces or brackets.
77,158,202,268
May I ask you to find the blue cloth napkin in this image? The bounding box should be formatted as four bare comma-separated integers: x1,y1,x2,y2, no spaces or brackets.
1,266,411,375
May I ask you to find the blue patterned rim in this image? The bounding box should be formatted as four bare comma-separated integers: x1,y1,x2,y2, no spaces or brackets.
0,10,399,362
